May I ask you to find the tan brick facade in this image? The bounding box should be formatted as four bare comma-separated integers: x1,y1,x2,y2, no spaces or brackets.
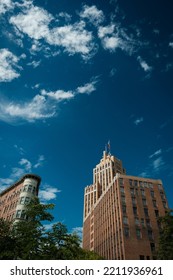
83,151,169,260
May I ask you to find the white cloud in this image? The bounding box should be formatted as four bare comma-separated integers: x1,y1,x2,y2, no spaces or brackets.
0,94,55,123
27,60,41,68
0,78,98,123
137,56,152,72
14,144,25,155
0,158,31,192
10,6,53,40
169,42,173,48
0,0,13,14
152,156,164,172
98,24,115,39
0,49,21,82
134,117,144,125
47,22,94,58
98,24,120,51
79,5,104,25
39,184,61,201
149,149,162,159
10,5,95,59
102,36,119,51
110,67,117,77
41,89,74,101
77,80,97,94
34,155,45,168
19,158,32,171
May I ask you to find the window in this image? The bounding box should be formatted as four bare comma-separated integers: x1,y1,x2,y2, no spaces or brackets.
163,201,167,208
148,183,153,189
160,193,165,200
142,198,147,206
119,178,124,186
132,197,136,205
150,242,155,252
122,205,126,214
120,186,125,193
136,228,141,239
130,188,135,195
146,256,150,260
158,184,163,191
20,197,25,204
144,208,149,217
141,189,145,196
124,227,129,237
141,218,145,227
25,197,30,204
133,206,138,215
146,219,151,228
148,230,153,240
140,255,145,260
135,217,140,226
28,185,33,192
155,209,159,217
152,200,157,207
139,181,143,187
150,191,155,198
16,210,21,218
123,216,128,225
23,185,28,192
121,196,126,204
134,180,138,187
129,179,133,186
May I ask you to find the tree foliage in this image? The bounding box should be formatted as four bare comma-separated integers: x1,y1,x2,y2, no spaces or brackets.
157,210,173,260
0,198,102,260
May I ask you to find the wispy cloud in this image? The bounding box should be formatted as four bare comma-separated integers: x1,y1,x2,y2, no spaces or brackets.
19,158,32,172
0,49,21,82
41,89,74,101
33,155,45,168
76,79,97,94
149,149,162,159
134,117,144,126
152,156,165,172
109,67,117,77
0,155,45,192
10,5,95,59
79,5,105,26
39,184,61,202
137,56,152,72
0,78,98,123
0,94,55,123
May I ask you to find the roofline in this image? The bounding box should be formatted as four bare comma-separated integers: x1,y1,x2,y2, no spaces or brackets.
0,173,41,196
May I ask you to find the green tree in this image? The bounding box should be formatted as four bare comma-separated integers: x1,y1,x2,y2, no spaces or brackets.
157,210,173,260
0,198,102,260
0,218,16,259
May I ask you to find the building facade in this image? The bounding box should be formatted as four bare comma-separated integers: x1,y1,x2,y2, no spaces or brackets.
83,150,169,260
0,174,41,222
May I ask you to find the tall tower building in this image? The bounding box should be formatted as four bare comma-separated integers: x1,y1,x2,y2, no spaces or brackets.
83,149,169,260
0,174,41,222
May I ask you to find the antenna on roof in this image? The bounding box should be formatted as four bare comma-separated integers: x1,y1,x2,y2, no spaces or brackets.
107,140,111,155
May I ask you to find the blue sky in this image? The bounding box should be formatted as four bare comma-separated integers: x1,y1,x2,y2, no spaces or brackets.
0,0,173,237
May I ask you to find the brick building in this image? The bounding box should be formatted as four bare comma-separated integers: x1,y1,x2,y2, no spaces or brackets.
83,150,169,259
0,174,41,222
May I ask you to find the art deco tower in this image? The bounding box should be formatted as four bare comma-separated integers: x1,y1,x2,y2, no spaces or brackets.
83,148,169,259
